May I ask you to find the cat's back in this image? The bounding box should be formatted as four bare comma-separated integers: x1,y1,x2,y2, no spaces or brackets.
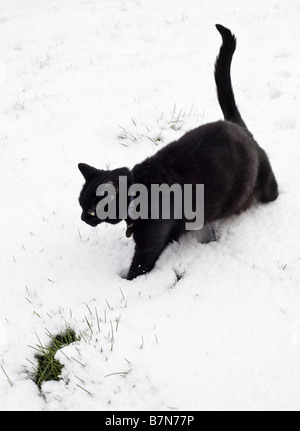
132,120,259,187
132,120,260,220
162,120,255,157
154,120,257,174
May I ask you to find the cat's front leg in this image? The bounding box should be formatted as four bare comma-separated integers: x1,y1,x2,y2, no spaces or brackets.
127,221,172,280
127,248,155,280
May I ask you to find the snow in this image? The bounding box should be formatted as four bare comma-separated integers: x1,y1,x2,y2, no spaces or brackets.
1,0,300,411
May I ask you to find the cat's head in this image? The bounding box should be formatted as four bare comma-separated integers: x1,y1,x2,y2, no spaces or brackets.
78,163,130,227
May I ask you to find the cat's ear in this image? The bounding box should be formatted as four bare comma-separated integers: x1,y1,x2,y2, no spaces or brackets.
78,163,98,180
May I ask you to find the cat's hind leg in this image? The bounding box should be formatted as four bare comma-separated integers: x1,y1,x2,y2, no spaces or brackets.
256,148,279,203
195,220,221,243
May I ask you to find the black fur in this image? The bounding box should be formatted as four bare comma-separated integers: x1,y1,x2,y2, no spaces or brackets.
78,25,278,280
214,24,247,129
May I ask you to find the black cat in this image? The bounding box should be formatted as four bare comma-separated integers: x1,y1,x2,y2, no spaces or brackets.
78,24,278,280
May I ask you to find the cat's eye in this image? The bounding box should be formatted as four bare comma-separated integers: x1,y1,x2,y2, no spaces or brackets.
87,209,96,216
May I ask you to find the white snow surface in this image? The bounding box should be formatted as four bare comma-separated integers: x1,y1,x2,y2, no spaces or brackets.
1,0,300,411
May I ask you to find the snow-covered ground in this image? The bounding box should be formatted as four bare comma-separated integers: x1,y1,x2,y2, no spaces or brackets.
1,0,300,411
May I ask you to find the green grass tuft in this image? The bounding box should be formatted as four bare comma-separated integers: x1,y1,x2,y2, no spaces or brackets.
30,327,79,390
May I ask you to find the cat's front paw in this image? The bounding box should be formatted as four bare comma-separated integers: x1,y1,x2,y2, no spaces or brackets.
119,268,129,279
127,264,148,281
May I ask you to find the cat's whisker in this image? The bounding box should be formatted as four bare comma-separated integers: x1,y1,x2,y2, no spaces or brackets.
92,226,97,238
92,226,102,242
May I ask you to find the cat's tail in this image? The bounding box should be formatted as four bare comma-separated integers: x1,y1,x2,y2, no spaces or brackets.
214,24,248,130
